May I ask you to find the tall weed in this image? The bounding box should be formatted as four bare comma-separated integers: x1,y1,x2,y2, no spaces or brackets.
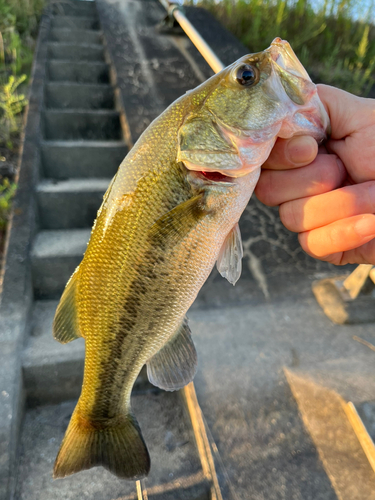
0,0,44,78
191,0,375,95
0,74,28,146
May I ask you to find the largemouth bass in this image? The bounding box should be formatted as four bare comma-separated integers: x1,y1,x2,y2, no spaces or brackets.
53,38,329,480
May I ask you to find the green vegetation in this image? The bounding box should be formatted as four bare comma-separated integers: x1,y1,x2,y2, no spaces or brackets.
0,177,16,230
0,0,44,143
0,0,44,234
0,0,44,77
0,74,27,146
192,0,375,95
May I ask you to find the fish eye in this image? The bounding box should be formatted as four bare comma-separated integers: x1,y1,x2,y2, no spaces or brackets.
235,64,259,87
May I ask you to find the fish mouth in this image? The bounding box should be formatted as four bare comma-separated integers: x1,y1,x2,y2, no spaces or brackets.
186,167,236,185
197,170,234,183
268,37,311,81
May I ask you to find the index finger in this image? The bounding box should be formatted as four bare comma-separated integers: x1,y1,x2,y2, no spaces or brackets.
263,136,318,170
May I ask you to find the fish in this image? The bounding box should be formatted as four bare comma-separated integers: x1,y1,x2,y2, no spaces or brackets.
52,38,329,480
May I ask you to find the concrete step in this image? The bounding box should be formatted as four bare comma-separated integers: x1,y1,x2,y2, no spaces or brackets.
16,394,209,500
51,15,99,30
40,140,126,178
23,300,84,405
52,1,97,17
45,82,114,109
31,229,90,298
47,60,109,83
47,42,104,62
42,110,122,140
49,27,102,44
36,178,109,229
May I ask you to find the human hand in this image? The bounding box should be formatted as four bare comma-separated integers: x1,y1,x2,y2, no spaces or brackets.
255,84,375,265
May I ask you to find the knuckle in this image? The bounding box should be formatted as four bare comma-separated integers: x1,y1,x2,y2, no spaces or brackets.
325,156,345,189
314,155,344,192
255,172,278,206
279,201,301,231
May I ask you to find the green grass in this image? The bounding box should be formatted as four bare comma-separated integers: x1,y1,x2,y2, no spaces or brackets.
0,176,16,229
0,74,28,146
191,0,375,95
0,0,44,240
0,0,45,78
0,0,45,144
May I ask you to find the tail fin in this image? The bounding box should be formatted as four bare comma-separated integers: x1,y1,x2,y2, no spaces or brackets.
53,409,150,480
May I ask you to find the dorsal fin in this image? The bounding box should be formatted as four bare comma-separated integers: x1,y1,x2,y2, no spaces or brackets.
53,269,83,343
147,317,197,391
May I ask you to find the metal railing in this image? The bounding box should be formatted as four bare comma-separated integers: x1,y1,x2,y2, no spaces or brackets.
159,0,225,74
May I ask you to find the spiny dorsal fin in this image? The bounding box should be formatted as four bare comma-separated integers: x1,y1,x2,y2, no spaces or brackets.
216,222,243,286
147,317,197,391
53,269,83,344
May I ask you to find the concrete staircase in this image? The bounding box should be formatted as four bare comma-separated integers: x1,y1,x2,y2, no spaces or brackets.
32,1,126,298
28,0,126,395
11,2,211,500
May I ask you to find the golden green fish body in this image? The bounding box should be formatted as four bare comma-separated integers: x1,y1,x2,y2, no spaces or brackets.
76,89,255,416
52,39,329,480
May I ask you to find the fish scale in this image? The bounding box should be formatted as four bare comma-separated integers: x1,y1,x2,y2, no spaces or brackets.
52,38,329,480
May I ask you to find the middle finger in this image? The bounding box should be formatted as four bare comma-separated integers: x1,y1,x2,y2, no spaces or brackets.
255,154,346,206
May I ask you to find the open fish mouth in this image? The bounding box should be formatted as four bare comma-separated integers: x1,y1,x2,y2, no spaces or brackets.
196,170,234,183
185,165,236,186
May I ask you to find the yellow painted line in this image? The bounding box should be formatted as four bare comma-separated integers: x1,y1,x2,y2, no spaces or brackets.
343,402,375,474
353,335,375,353
135,479,148,500
117,472,206,500
183,382,223,500
136,480,143,500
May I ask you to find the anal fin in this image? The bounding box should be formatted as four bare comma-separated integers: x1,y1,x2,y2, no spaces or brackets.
147,317,197,391
53,269,83,343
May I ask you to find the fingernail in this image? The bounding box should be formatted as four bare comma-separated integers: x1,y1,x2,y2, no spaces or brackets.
354,216,375,237
287,136,317,165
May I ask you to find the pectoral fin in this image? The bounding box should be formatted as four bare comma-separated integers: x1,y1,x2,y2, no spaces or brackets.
148,193,207,246
53,269,83,343
216,223,243,285
147,317,197,391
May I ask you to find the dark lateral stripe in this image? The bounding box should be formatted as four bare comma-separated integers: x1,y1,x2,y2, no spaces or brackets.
91,168,199,417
